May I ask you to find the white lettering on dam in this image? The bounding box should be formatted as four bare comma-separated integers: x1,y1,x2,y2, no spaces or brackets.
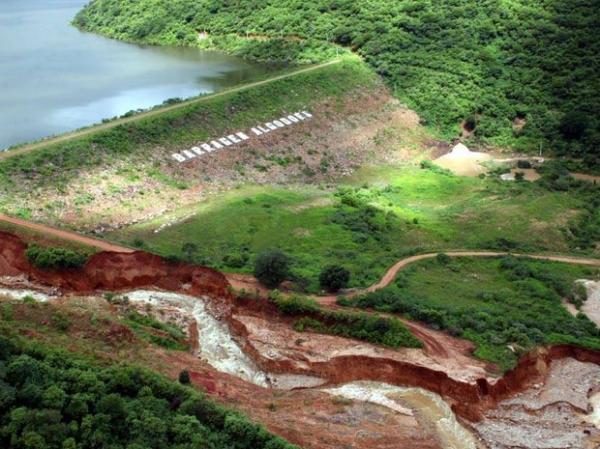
171,111,313,163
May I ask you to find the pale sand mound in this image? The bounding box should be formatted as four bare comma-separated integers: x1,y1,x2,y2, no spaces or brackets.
434,143,492,176
580,280,600,327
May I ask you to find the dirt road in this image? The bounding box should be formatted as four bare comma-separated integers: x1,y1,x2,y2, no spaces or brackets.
2,212,598,294
229,251,600,305
367,251,600,292
0,59,342,160
0,214,134,253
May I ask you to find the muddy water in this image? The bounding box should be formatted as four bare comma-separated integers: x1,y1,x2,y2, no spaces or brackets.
580,280,600,327
123,290,270,386
475,358,600,449
587,393,600,427
324,381,478,449
88,290,479,447
120,290,325,389
0,288,54,302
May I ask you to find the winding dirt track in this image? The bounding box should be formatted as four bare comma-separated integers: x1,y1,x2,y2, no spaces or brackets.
1,212,599,296
362,250,600,294
231,251,600,306
0,214,134,253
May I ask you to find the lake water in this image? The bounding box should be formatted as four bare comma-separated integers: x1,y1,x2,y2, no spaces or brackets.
0,0,274,149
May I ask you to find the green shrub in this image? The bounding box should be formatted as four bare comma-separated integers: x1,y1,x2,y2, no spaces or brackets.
76,0,600,155
269,292,421,348
178,369,191,385
26,244,87,270
559,112,589,140
254,250,290,288
420,160,453,176
270,292,320,315
51,312,71,332
0,335,299,449
347,257,600,370
436,253,451,265
464,116,478,132
319,265,351,292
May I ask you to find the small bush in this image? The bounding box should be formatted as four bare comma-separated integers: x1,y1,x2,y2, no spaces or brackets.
436,253,451,265
419,160,453,176
270,292,320,315
254,250,290,288
223,253,248,269
51,313,71,331
464,115,478,131
559,112,588,140
179,369,191,385
26,245,87,270
319,265,351,292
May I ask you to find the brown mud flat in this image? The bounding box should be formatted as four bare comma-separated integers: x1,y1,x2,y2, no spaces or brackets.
1,231,599,447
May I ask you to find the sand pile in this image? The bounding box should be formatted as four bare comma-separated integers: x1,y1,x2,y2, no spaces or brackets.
434,143,492,176
580,280,600,326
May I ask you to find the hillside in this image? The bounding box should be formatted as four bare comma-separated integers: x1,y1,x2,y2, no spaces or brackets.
76,0,600,164
1,231,600,448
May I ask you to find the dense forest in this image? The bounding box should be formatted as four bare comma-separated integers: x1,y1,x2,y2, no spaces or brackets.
76,0,600,164
0,335,297,449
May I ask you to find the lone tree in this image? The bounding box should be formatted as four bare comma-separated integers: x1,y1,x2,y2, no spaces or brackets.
178,369,191,385
319,265,351,292
559,111,588,140
254,250,290,288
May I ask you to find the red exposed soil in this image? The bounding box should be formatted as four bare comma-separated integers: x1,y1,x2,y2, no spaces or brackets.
158,348,443,449
0,231,229,300
1,231,599,435
227,300,600,421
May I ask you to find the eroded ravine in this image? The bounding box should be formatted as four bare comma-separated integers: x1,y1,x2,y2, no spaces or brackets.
121,290,326,390
1,232,600,448
120,290,483,449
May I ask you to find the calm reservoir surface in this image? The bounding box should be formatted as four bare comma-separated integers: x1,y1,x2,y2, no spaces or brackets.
0,0,275,149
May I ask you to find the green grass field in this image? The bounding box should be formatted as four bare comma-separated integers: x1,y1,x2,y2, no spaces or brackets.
110,165,592,292
344,256,600,370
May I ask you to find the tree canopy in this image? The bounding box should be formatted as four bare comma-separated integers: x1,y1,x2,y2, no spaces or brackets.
0,336,298,449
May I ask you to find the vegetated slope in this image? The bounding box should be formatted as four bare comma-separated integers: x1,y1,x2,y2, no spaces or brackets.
113,164,600,292
76,0,600,163
0,335,298,449
344,256,600,370
0,58,376,226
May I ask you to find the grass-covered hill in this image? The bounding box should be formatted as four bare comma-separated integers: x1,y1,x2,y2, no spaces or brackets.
76,0,600,164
